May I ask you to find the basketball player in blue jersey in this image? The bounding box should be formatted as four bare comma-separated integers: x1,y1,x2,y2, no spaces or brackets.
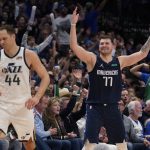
0,25,50,150
70,8,150,150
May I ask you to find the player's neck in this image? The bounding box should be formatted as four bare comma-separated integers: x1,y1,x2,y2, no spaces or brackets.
100,54,112,63
4,44,19,57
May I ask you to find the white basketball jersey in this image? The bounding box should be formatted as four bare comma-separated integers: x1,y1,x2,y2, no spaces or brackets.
0,47,31,104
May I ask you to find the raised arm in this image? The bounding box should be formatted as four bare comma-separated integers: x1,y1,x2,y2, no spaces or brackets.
21,31,28,47
119,36,150,69
70,7,95,70
35,34,53,54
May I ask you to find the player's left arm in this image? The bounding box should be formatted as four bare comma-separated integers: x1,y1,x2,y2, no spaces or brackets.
25,50,50,109
119,36,150,69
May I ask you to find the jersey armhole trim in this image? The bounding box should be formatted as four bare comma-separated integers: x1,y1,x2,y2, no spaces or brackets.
23,48,31,70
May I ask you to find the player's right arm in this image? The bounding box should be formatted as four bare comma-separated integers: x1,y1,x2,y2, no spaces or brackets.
70,7,96,71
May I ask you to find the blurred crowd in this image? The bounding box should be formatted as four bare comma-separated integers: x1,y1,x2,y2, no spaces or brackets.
1,0,150,150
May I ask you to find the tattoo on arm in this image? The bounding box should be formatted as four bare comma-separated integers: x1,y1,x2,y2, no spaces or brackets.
141,36,150,53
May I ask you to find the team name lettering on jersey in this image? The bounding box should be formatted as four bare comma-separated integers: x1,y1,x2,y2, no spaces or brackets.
97,70,118,76
2,63,22,73
2,63,22,86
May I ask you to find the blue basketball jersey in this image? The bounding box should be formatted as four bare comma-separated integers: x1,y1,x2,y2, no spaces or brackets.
87,55,122,104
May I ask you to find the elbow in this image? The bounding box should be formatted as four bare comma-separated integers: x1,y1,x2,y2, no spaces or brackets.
130,68,133,73
70,43,78,51
70,42,74,49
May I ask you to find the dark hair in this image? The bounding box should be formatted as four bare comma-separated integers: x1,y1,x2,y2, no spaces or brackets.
27,36,35,41
99,34,114,43
0,25,16,34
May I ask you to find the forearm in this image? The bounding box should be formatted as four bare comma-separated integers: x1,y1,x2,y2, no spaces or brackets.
34,74,50,100
70,24,78,51
36,129,50,139
36,34,53,53
130,64,144,73
21,31,28,47
48,57,55,71
58,74,67,86
60,95,77,117
140,36,150,54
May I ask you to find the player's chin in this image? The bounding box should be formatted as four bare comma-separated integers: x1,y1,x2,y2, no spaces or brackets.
0,45,4,49
101,51,111,55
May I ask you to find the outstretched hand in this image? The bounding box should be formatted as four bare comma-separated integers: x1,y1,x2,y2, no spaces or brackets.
71,7,79,24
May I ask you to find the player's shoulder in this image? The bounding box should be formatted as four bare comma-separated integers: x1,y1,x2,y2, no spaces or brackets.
24,48,39,65
24,48,37,57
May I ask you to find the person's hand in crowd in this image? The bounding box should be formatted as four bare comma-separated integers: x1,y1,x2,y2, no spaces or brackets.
142,63,150,71
72,84,80,93
49,127,57,135
67,132,77,138
53,65,61,76
80,88,88,99
52,40,57,49
101,136,108,143
143,138,150,147
99,127,108,143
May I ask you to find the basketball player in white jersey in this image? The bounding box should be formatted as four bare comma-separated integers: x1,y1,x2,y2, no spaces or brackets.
0,25,50,150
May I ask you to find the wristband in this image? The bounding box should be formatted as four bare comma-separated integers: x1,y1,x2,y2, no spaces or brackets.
71,23,76,26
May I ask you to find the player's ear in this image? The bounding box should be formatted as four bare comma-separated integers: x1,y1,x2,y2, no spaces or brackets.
12,34,15,39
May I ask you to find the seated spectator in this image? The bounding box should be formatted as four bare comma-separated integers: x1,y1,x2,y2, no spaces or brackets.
0,140,9,150
126,100,150,150
0,124,23,150
34,94,71,150
35,134,51,150
128,101,144,138
140,100,150,126
118,100,149,150
43,97,83,150
61,88,86,139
